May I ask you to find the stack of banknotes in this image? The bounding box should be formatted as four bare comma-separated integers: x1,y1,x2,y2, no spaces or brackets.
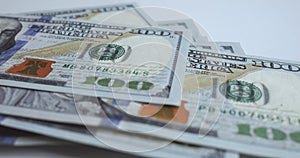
0,3,299,158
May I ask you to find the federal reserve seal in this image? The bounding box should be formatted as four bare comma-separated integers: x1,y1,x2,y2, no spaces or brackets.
89,44,130,62
219,80,262,103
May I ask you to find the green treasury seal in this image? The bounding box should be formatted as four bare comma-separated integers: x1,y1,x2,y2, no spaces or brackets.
89,44,128,61
219,80,262,103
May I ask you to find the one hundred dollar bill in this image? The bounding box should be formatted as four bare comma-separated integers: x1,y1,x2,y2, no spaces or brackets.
99,49,300,157
156,19,245,54
22,3,154,27
1,48,299,157
0,115,239,158
0,15,188,105
193,42,245,55
156,19,209,44
0,42,246,124
214,42,245,54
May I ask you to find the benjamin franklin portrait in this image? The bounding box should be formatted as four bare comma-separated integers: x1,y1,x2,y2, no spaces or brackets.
0,17,22,54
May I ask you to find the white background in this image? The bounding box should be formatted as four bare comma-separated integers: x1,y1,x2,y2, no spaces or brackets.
0,0,299,61
0,0,299,157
